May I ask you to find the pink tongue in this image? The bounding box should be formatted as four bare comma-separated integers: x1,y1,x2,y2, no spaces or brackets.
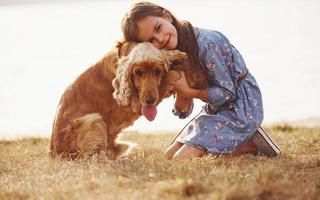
141,106,157,121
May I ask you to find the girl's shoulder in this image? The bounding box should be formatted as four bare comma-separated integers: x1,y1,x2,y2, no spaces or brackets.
195,27,230,47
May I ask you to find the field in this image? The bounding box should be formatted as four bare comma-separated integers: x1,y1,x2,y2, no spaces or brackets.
0,124,319,200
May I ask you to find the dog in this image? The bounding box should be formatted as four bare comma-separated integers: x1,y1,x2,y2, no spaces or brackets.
50,42,188,159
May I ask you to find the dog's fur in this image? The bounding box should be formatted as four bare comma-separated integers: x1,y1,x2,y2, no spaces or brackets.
50,42,188,159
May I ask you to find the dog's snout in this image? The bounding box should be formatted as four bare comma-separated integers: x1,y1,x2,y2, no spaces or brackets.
145,96,156,105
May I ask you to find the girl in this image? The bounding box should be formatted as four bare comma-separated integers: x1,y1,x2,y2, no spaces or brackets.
121,1,281,160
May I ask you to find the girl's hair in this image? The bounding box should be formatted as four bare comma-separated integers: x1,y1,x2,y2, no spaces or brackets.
121,1,208,88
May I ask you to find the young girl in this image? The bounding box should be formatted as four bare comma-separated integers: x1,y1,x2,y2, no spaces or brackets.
121,1,281,160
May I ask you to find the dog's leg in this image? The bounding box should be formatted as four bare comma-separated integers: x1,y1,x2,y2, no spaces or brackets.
105,131,136,159
114,141,137,157
71,113,107,158
106,141,134,159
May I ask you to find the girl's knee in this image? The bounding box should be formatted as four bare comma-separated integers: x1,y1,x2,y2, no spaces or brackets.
164,150,173,160
164,142,183,160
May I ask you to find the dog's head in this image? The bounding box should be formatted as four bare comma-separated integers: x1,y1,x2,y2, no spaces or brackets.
112,42,187,108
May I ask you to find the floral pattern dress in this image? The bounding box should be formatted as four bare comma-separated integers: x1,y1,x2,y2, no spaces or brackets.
175,28,264,154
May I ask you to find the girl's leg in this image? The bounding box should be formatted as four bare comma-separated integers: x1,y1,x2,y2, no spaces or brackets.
164,141,183,160
173,144,207,160
168,139,256,160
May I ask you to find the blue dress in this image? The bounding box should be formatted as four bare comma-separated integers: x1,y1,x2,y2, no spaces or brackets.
175,28,264,154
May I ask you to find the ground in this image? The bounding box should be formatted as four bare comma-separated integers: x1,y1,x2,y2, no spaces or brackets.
0,124,319,200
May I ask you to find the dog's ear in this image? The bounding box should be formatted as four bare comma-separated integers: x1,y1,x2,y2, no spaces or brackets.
112,56,133,106
116,41,136,57
162,50,189,71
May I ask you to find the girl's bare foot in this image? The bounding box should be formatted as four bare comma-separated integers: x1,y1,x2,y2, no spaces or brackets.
233,139,257,155
173,144,207,160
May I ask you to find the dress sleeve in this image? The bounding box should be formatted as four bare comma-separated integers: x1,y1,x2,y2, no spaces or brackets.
201,31,236,112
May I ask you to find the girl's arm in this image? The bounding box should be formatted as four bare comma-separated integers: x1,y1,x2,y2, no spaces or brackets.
174,94,192,113
171,72,208,119
198,31,237,112
187,88,208,102
172,71,208,101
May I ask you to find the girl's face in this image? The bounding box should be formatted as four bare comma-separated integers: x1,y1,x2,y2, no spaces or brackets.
136,15,178,50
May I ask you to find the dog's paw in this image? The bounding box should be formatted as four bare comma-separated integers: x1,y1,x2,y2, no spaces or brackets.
118,142,139,158
106,141,137,159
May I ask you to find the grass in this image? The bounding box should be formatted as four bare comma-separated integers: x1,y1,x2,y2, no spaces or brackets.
0,124,319,200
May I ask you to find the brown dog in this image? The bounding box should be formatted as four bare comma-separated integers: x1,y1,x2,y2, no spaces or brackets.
50,42,188,159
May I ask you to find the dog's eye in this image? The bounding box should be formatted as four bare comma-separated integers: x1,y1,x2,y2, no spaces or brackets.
154,68,161,76
134,69,144,77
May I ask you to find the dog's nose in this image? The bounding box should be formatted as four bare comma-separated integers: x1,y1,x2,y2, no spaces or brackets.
145,96,156,105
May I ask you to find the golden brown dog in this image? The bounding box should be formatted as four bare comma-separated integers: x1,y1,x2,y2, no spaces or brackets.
50,42,188,159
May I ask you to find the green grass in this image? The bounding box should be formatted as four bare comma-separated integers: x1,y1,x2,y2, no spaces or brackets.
0,124,319,200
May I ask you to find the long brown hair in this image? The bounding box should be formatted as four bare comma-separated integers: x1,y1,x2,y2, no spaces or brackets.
121,1,208,88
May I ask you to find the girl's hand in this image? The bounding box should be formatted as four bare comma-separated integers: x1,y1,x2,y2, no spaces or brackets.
172,71,208,101
171,72,193,97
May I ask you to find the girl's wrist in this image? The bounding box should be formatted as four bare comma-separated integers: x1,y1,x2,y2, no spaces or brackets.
175,94,191,111
173,95,194,119
190,89,208,101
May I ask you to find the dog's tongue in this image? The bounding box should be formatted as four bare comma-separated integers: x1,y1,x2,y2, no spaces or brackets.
141,105,157,121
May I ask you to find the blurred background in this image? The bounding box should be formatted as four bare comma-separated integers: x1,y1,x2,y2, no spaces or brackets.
0,0,319,139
